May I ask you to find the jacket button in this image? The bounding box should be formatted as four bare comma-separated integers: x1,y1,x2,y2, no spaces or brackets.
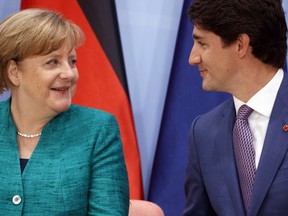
12,195,22,205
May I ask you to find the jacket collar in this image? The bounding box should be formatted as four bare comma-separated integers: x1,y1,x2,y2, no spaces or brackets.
249,71,288,215
215,99,246,216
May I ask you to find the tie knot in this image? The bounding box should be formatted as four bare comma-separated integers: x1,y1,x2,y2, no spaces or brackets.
237,105,253,120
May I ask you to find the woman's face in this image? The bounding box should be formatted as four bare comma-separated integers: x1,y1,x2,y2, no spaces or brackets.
14,42,79,116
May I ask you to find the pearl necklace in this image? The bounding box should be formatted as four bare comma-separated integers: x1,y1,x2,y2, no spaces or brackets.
17,131,42,138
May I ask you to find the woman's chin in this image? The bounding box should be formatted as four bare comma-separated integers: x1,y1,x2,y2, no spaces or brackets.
51,101,72,114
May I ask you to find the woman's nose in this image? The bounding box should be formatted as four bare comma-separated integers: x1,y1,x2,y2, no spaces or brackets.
60,63,75,80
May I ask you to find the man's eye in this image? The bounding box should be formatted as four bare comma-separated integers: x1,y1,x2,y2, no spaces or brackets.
198,41,206,47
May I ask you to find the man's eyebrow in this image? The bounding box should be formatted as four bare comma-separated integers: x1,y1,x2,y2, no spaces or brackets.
193,34,204,40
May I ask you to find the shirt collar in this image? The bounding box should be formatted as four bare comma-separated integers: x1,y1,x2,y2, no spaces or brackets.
233,68,283,117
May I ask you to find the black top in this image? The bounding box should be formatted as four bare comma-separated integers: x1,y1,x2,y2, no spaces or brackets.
20,158,28,173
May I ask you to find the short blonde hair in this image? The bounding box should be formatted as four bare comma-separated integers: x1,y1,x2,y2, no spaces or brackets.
0,8,85,94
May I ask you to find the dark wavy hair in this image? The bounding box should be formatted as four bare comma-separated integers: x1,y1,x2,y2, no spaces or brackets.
188,0,287,68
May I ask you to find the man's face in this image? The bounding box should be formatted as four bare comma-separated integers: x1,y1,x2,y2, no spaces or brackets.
189,25,239,93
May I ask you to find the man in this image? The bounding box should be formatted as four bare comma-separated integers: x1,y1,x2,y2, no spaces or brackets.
183,0,288,215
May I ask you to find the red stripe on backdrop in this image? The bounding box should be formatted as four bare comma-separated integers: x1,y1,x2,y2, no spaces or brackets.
21,0,143,199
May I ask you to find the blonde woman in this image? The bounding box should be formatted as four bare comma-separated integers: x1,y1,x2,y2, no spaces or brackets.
0,8,129,215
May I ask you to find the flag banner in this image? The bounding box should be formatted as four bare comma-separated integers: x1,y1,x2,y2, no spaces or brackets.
21,0,143,199
148,0,229,215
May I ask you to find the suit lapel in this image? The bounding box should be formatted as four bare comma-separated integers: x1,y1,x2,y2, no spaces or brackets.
215,99,246,216
249,73,288,216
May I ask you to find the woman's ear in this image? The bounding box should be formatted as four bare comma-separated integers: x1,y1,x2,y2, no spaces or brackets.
236,33,250,58
7,60,20,86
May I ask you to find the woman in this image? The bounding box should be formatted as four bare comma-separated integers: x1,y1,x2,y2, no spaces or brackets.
0,8,129,215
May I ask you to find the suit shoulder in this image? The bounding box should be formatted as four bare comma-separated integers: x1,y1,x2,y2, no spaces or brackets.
57,104,117,127
195,98,234,124
70,104,113,116
203,98,233,116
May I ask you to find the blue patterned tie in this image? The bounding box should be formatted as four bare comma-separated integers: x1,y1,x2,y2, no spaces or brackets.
233,105,256,213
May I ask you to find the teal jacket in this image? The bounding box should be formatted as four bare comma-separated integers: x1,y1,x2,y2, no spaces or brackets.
0,99,129,215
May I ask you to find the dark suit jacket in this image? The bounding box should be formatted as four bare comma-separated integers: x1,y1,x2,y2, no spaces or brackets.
0,99,129,215
183,72,288,216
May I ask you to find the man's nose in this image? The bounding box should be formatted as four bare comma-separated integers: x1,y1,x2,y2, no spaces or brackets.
188,46,201,65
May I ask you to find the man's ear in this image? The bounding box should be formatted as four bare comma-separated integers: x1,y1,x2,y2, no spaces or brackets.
236,33,250,58
7,60,20,86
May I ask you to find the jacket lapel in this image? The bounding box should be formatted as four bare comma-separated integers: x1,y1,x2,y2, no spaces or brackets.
249,73,288,216
215,99,246,216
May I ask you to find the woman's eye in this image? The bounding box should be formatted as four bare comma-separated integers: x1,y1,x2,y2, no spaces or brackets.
69,59,77,67
47,59,59,65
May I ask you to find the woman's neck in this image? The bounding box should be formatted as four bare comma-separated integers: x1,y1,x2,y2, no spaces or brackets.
10,97,52,134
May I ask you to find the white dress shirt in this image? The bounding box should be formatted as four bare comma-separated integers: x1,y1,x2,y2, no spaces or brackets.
233,68,284,168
